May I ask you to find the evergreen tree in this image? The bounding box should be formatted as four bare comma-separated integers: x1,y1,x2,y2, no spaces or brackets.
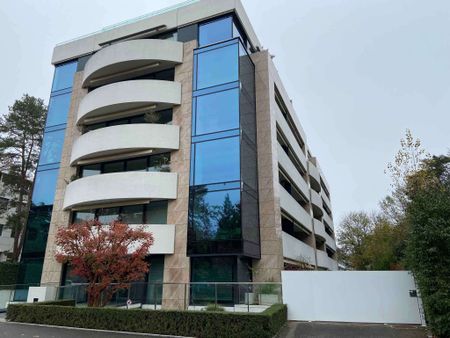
0,94,47,261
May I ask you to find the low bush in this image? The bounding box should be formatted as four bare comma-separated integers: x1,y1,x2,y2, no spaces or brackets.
204,303,225,312
0,262,19,285
7,303,287,338
34,299,76,307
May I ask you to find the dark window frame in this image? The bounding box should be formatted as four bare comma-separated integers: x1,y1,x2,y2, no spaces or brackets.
71,201,168,225
274,85,306,152
79,153,171,178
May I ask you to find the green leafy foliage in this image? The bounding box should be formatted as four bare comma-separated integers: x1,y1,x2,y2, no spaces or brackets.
0,262,19,285
204,303,225,312
336,130,449,337
6,303,287,338
33,299,76,306
0,94,47,261
405,156,450,337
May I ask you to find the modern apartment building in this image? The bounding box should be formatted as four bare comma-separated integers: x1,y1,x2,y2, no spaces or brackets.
19,0,337,307
0,173,19,262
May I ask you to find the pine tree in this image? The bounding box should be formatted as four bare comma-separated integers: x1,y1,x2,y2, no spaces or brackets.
0,94,47,261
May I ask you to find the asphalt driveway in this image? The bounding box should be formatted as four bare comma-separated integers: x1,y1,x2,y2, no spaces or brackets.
0,321,187,338
280,321,430,338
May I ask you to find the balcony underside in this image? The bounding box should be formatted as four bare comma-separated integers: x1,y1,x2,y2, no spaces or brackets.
70,124,180,165
82,39,183,88
76,80,181,125
63,171,177,210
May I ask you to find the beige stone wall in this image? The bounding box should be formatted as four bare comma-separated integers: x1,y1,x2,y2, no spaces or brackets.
41,72,86,285
161,40,196,309
251,51,284,282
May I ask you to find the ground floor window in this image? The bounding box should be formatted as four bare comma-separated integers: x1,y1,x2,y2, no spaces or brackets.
60,255,165,306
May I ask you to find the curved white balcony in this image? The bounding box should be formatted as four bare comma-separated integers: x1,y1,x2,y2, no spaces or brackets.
279,185,312,232
70,124,179,165
317,250,338,270
63,172,177,210
128,224,175,255
311,190,323,210
77,80,181,125
325,232,337,251
282,232,316,266
275,106,307,169
323,212,334,229
277,143,309,200
308,160,321,189
313,219,327,240
82,39,183,88
321,190,332,211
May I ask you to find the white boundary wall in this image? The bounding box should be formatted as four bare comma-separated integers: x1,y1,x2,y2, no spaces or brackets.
282,271,423,324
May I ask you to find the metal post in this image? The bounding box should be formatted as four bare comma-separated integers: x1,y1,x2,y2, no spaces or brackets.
214,283,218,308
247,283,250,313
153,283,156,310
184,283,187,311
127,286,131,308
237,284,240,312
74,286,79,306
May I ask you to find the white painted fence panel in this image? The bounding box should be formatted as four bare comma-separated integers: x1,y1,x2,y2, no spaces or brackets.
282,271,423,324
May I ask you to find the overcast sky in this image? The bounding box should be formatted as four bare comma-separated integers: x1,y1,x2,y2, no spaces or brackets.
0,0,449,226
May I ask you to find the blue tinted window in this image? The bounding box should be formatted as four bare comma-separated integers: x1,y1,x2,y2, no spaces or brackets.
32,170,59,206
194,137,240,185
39,129,65,165
191,189,241,241
46,93,71,127
196,44,238,90
51,61,77,92
199,16,232,46
194,88,239,135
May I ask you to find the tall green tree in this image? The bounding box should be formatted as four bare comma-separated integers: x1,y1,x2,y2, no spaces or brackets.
381,129,429,224
0,94,47,261
362,216,406,270
336,211,373,269
405,155,450,337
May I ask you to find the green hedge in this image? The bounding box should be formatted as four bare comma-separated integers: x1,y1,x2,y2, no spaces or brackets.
0,262,18,285
33,300,76,307
6,303,287,338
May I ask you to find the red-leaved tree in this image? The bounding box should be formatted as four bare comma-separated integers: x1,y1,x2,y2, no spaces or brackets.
55,220,153,307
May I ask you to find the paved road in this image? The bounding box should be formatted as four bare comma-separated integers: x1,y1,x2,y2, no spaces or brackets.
0,320,430,338
0,321,185,338
280,321,430,338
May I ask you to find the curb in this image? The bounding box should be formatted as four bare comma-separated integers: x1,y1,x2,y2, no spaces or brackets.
4,321,194,338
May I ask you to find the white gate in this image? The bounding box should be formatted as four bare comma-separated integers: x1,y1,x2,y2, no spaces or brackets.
282,271,424,324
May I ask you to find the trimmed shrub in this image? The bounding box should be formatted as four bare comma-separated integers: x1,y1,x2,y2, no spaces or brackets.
204,303,225,312
0,262,19,285
34,300,76,307
6,303,287,338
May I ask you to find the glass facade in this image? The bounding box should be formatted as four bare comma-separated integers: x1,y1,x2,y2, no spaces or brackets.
189,16,259,287
51,61,77,92
195,43,238,89
79,153,170,178
32,169,59,206
84,109,173,133
192,137,240,186
61,255,165,306
72,201,168,225
46,93,72,127
38,129,66,165
189,187,241,254
198,16,233,46
18,60,77,289
194,88,239,135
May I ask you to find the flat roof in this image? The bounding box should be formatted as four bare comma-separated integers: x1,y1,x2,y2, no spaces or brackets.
52,0,261,64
